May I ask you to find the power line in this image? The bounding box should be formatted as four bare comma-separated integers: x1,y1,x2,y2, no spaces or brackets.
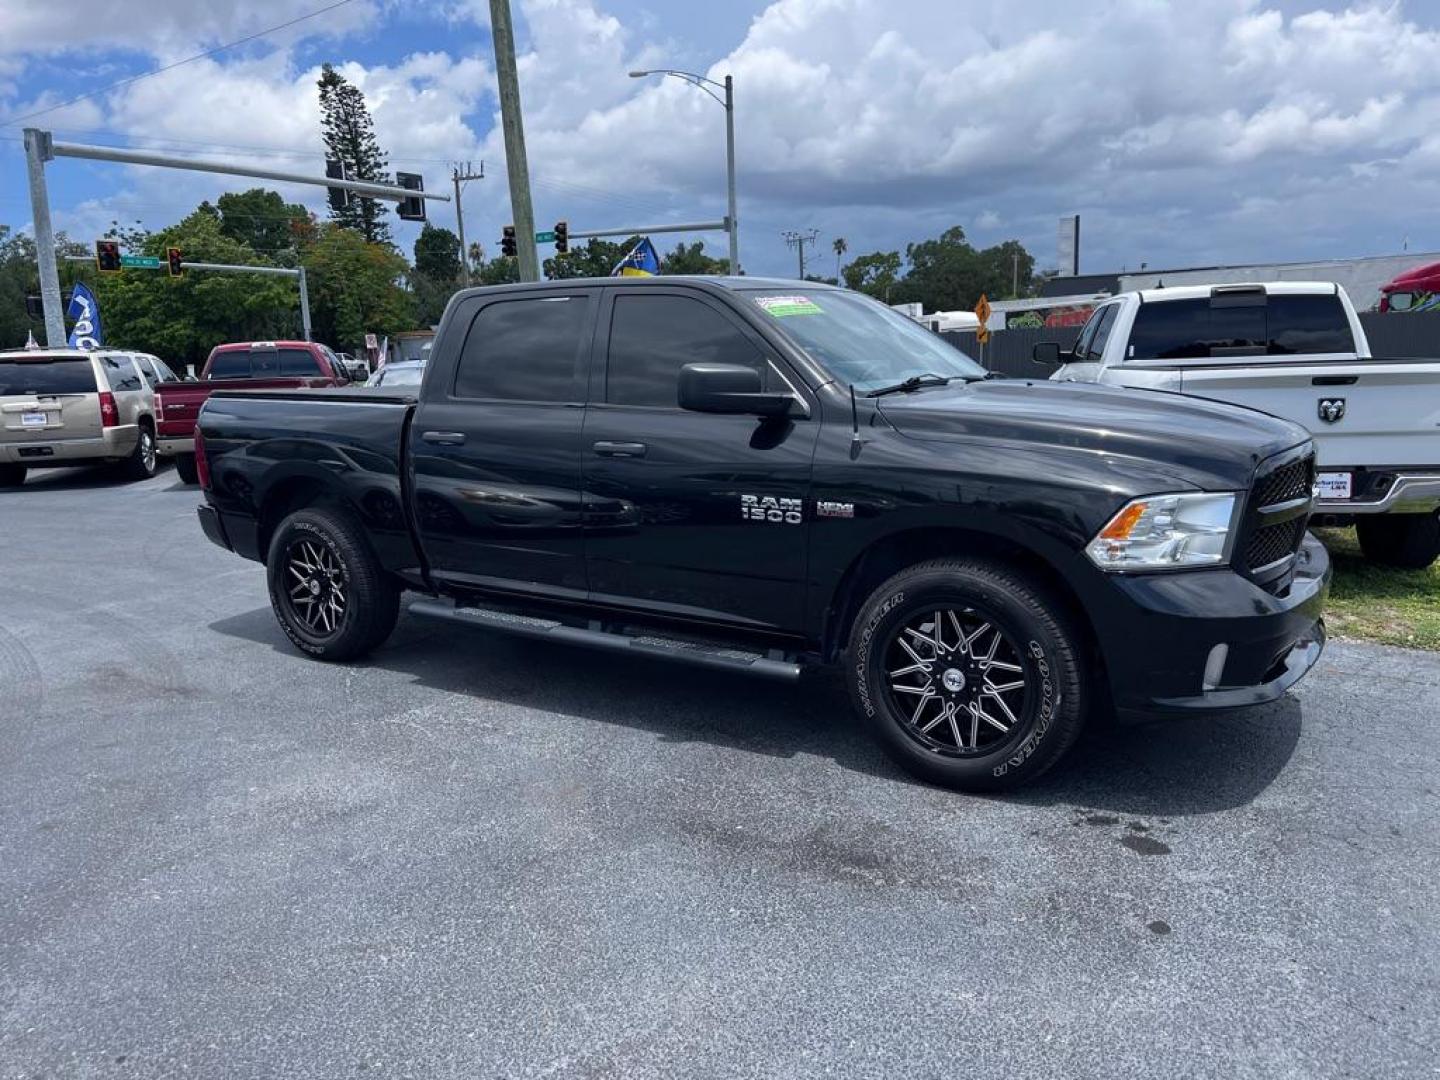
0,0,360,128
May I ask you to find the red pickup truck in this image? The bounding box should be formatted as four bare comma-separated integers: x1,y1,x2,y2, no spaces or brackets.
155,340,351,483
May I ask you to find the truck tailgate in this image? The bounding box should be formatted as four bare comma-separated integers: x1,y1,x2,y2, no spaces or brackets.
1179,358,1440,467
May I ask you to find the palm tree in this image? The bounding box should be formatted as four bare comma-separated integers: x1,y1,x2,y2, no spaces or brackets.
833,237,848,282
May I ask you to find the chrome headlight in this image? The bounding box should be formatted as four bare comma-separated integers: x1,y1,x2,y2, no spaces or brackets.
1087,492,1239,571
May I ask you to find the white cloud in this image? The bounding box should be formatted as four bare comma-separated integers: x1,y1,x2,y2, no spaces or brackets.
11,0,1440,275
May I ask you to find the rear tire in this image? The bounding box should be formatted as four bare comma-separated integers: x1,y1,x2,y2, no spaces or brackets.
846,558,1087,792
0,464,25,488
120,424,158,481
174,453,198,485
1356,513,1440,570
266,505,400,661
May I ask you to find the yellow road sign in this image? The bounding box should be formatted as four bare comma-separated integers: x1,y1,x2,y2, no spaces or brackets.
974,293,992,325
976,325,991,346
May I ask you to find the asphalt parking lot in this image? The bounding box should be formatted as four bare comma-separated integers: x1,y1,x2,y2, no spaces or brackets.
1,466,1437,1079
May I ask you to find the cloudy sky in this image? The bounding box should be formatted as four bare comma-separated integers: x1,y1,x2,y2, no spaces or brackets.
2,0,1439,280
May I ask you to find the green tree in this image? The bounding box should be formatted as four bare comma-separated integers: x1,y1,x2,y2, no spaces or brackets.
889,226,1035,311
477,255,522,286
302,222,412,350
841,250,903,300
87,210,296,368
658,240,728,276
213,189,314,265
318,63,392,245
832,236,848,281
543,236,636,280
413,224,462,281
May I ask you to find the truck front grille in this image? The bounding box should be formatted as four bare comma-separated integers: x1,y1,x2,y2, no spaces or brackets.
1241,449,1316,595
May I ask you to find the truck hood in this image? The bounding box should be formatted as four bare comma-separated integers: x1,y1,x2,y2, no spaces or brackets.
876,378,1310,491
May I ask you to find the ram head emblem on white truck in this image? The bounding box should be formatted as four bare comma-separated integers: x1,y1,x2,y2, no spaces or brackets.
1317,398,1346,424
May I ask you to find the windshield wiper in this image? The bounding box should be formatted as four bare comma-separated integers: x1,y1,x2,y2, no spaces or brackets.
866,373,956,398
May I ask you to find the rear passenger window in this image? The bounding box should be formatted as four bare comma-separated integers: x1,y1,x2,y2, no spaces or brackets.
207,352,250,379
606,294,767,407
103,356,143,391
1266,295,1355,354
278,348,322,376
454,295,590,401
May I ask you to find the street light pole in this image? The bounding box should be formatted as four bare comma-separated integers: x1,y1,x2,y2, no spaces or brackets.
723,75,738,274
630,69,740,274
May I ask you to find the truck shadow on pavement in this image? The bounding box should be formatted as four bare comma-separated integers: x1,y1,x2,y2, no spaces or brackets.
210,606,1301,819
5,464,179,492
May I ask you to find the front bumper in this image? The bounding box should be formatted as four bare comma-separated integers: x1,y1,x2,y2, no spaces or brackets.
0,426,138,465
1093,533,1331,720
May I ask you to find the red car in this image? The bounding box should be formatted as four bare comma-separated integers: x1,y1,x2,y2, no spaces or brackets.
154,340,351,483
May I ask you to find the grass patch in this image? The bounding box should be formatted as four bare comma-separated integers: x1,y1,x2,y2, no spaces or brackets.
1314,527,1440,650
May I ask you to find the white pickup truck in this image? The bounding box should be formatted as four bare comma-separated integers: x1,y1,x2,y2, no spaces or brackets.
1037,282,1440,568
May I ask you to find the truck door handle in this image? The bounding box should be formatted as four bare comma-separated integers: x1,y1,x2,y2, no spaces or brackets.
593,441,647,458
1312,375,1358,386
422,430,467,445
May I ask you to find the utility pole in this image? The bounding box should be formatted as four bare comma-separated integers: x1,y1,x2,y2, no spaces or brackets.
23,129,64,346
723,75,738,274
451,161,484,287
1012,252,1019,298
782,229,819,281
489,0,539,282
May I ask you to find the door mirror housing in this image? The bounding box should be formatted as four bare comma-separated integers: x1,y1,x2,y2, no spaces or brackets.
678,363,796,417
1033,341,1065,366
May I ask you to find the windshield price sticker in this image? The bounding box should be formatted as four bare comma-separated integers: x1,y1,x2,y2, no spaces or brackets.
757,295,823,317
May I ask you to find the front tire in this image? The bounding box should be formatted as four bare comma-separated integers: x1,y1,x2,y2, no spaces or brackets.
1356,512,1440,570
266,506,401,661
846,558,1087,792
174,453,198,485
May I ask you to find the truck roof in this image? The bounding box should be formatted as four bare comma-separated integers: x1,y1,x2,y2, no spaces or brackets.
451,275,840,298
210,340,318,351
1134,281,1342,304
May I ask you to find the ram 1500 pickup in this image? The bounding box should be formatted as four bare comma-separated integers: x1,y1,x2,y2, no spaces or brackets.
195,277,1329,792
1040,282,1440,567
154,340,351,483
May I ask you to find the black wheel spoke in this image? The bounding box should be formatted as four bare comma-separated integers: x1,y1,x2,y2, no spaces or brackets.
883,604,1030,757
282,537,347,639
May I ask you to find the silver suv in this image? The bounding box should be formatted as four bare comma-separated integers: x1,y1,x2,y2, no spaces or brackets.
0,348,177,487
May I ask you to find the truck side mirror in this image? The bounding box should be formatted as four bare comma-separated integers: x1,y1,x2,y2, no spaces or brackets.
1033,342,1063,366
678,363,796,418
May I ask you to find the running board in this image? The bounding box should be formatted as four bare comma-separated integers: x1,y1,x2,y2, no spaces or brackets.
407,598,803,681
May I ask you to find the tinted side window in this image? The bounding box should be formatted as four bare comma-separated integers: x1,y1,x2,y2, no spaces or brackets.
1267,294,1354,354
1085,306,1118,361
152,359,179,382
1129,299,1265,360
207,352,251,379
606,294,766,407
454,296,589,401
278,348,322,376
103,356,143,391
1071,307,1103,358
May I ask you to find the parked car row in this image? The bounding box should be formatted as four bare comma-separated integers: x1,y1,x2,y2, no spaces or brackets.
0,348,180,486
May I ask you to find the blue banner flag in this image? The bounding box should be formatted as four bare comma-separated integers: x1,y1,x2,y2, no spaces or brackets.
612,237,660,277
66,282,103,348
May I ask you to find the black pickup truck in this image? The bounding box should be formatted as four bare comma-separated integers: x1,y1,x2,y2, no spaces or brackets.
195,277,1329,791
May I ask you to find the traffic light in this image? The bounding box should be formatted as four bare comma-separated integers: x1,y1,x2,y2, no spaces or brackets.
167,247,184,277
325,159,352,212
501,225,517,258
396,172,426,222
554,220,568,255
95,239,121,273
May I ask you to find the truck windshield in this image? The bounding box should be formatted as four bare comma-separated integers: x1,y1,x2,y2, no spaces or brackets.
743,289,985,391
